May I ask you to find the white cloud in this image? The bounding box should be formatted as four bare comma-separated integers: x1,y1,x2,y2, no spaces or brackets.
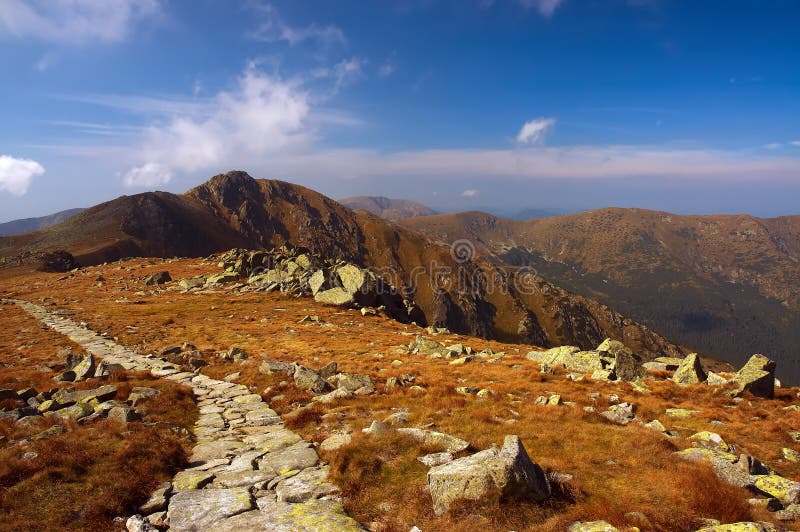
462,189,479,197
518,0,564,16
122,162,172,188
517,117,556,145
0,155,45,195
0,0,162,44
248,3,344,47
790,141,800,148
122,66,313,184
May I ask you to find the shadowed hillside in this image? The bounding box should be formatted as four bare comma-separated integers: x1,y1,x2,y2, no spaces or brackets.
0,171,684,362
399,209,800,383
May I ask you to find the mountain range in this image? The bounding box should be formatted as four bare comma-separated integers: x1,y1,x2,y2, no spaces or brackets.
2,171,797,381
399,209,800,381
0,208,85,237
0,171,689,369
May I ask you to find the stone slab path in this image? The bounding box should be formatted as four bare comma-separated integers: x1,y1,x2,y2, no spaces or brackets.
10,299,363,532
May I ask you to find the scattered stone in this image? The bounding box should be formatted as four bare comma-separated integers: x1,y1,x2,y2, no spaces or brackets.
601,402,636,425
753,474,800,506
427,435,550,515
783,448,800,463
644,419,667,432
689,431,731,453
362,420,390,436
597,339,643,381
666,408,699,418
292,364,333,395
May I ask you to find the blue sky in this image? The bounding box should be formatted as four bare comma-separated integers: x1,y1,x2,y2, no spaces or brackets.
0,0,799,222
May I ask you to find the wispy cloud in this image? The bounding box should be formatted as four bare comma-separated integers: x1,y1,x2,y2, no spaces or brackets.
518,0,564,17
248,3,345,47
0,0,162,44
517,117,556,144
462,189,479,197
122,162,171,187
121,66,314,187
0,155,45,195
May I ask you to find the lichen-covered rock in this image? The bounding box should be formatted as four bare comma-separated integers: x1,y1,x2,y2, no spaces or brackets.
597,339,643,381
314,287,355,306
568,521,619,532
427,435,550,515
672,353,706,385
409,336,444,355
528,346,612,375
274,466,339,503
167,488,254,531
68,353,95,381
731,354,776,399
320,433,352,452
259,442,319,475
689,431,731,453
418,452,454,467
397,428,470,453
213,498,364,532
600,402,636,425
292,364,333,395
696,524,777,532
172,470,215,491
753,474,800,506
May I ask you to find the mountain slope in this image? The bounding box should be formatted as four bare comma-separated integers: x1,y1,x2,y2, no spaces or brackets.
339,196,436,220
0,208,85,237
399,209,800,382
0,171,684,362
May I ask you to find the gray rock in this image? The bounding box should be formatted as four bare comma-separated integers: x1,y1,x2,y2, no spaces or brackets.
427,435,550,515
418,452,454,467
274,466,339,503
167,488,254,531
601,402,636,425
397,428,470,453
292,364,333,395
259,441,319,474
144,271,171,286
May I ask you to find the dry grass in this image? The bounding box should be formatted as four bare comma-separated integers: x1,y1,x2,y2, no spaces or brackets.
1,258,797,530
0,374,196,532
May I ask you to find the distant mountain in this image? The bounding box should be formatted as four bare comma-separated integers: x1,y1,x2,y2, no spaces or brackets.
399,208,800,383
0,171,686,363
339,196,436,220
510,207,572,220
0,208,85,237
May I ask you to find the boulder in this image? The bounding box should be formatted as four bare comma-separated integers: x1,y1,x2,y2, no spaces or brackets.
597,339,644,381
601,402,636,425
731,354,776,399
292,365,333,395
258,359,293,375
314,287,355,306
334,373,373,392
144,271,171,285
689,431,730,453
672,353,706,385
66,353,95,381
128,387,160,406
427,435,550,515
753,474,800,506
696,524,776,532
320,433,352,452
418,452,454,467
410,336,444,355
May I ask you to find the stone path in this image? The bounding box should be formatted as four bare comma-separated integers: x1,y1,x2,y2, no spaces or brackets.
10,299,363,532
